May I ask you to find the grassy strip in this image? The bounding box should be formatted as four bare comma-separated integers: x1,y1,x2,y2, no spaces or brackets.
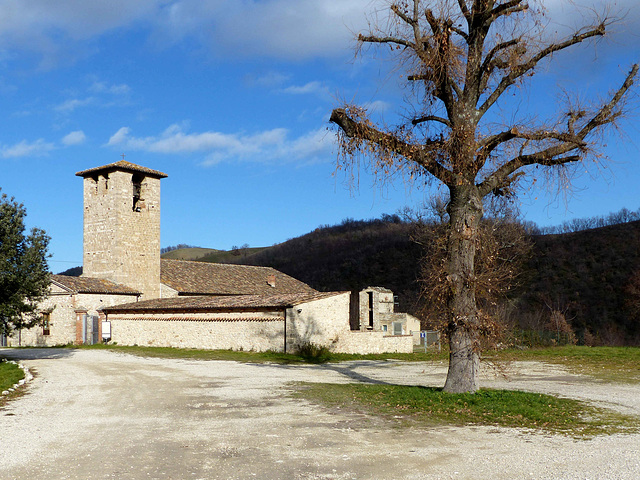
76,343,445,364
0,359,25,392
485,346,640,383
294,382,640,437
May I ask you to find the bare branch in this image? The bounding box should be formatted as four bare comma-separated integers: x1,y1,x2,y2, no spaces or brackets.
457,0,471,22
330,108,453,184
579,64,639,134
391,3,417,28
479,23,607,116
478,64,638,197
358,33,414,50
487,0,528,26
412,115,453,127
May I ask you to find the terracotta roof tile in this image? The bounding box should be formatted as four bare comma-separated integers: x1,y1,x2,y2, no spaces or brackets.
52,275,141,295
104,291,347,313
160,259,316,296
75,160,167,178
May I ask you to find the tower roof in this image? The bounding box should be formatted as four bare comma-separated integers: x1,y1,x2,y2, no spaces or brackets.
75,160,168,179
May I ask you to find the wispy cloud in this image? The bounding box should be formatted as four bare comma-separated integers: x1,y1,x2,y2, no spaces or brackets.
89,81,131,95
364,100,391,113
55,78,132,114
106,124,336,165
1,139,55,158
244,71,290,88
55,97,95,113
280,81,331,99
62,130,87,146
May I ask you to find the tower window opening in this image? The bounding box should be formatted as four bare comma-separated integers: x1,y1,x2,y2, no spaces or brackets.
132,173,144,212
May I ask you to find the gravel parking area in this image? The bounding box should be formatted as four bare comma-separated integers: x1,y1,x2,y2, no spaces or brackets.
1,348,639,480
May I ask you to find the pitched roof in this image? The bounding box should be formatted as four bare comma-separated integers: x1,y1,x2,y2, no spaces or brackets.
75,160,167,179
104,291,347,313
160,259,316,296
51,275,141,295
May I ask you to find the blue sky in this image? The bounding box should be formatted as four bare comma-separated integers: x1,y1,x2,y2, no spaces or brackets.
0,0,638,272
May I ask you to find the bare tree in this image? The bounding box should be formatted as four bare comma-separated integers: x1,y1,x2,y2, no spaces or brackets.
330,0,638,392
412,199,532,347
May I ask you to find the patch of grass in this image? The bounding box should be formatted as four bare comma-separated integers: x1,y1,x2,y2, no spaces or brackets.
485,346,640,383
294,382,640,437
0,358,25,392
75,343,446,364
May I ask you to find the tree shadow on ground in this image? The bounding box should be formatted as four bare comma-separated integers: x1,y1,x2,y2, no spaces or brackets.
251,360,397,385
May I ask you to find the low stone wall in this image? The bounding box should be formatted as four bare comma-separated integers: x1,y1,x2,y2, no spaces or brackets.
109,317,286,352
332,331,414,354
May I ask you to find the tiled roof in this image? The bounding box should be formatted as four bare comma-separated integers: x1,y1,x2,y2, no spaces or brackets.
51,275,141,295
76,160,167,179
104,291,347,313
160,259,316,296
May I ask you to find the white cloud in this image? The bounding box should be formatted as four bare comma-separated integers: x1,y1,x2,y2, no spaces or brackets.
62,130,86,146
280,81,331,98
0,1,638,66
106,124,336,165
161,0,373,60
245,71,290,88
89,81,131,95
1,139,55,158
55,97,94,113
0,0,376,65
365,100,391,113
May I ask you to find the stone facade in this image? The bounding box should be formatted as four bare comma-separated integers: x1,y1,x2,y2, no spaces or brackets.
286,292,352,351
11,283,139,347
108,315,286,352
104,291,414,354
332,331,413,354
78,162,166,300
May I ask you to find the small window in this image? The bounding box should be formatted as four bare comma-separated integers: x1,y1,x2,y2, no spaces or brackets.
132,173,144,211
382,324,388,332
42,313,51,336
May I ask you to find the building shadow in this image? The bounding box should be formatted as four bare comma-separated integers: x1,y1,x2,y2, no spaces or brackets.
0,347,76,361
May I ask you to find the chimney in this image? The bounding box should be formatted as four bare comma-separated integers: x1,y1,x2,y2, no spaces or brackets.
267,274,276,288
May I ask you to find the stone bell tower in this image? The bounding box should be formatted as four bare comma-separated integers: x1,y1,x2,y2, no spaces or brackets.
75,160,167,299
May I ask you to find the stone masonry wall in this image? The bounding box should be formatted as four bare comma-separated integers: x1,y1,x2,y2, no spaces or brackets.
83,170,161,299
286,293,351,352
12,286,139,347
332,331,414,354
358,288,395,331
286,292,413,354
108,313,286,352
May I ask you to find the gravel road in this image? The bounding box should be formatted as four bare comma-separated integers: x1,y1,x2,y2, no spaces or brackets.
1,348,638,480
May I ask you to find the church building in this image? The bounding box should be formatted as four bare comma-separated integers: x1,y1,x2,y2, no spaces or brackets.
9,160,418,353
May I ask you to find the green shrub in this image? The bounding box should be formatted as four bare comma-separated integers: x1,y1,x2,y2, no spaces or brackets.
296,343,332,364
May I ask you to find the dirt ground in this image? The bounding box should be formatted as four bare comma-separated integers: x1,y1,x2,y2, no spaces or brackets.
1,348,639,480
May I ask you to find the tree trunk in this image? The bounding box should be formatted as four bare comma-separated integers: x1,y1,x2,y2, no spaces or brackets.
443,184,483,393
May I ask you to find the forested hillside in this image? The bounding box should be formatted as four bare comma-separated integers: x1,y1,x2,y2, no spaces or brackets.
230,216,640,345
519,221,640,345
233,216,423,314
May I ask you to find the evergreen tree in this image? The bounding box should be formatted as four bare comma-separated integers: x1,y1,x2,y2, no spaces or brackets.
0,189,50,335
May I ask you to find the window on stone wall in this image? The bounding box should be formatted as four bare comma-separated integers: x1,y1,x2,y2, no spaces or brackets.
132,173,144,212
42,313,51,336
90,175,99,194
